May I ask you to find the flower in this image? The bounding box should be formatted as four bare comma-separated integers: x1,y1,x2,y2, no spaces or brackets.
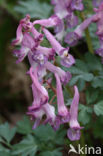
27,102,56,129
12,24,23,46
93,0,103,8
70,0,84,11
43,28,75,67
67,86,83,141
45,61,72,85
65,12,78,28
50,0,84,41
28,67,49,111
55,73,70,124
65,16,94,46
12,13,80,141
33,15,62,29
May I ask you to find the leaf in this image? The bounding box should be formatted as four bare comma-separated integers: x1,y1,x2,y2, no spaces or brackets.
79,105,93,125
94,101,103,116
17,116,32,135
77,79,85,91
33,125,56,142
92,116,103,138
0,144,10,156
85,53,102,72
39,149,62,156
89,23,100,49
12,135,38,156
68,58,94,87
33,125,65,145
92,76,103,88
69,73,93,86
86,89,99,104
0,123,16,143
76,59,88,72
14,0,52,19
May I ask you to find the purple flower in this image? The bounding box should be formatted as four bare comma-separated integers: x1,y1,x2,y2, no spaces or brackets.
32,51,47,66
43,103,56,126
65,32,79,46
54,19,64,34
55,73,70,124
33,15,62,29
27,102,56,129
12,10,81,140
43,28,75,67
94,7,103,36
37,46,55,60
65,16,94,46
70,0,84,11
95,48,103,57
13,32,36,63
12,24,23,46
13,46,30,64
67,86,83,141
27,109,45,129
51,0,69,19
28,67,49,111
65,13,78,28
95,37,103,61
45,61,71,85
93,0,103,8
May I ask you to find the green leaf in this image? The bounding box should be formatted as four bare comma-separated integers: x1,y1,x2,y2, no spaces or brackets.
39,149,62,156
0,144,10,156
12,135,38,156
33,125,65,145
69,73,93,86
92,76,103,88
92,116,103,138
17,116,32,135
85,53,102,72
94,101,103,116
77,79,85,91
79,105,93,125
86,89,99,104
0,123,16,143
68,58,94,87
33,125,56,142
76,59,88,72
14,0,52,19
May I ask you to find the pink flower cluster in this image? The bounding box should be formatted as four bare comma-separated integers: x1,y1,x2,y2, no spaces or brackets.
12,1,84,141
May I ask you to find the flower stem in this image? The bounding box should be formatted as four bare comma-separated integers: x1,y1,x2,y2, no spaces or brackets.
80,12,94,54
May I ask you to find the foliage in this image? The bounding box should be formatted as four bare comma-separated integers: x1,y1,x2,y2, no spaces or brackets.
14,0,52,19
0,117,66,156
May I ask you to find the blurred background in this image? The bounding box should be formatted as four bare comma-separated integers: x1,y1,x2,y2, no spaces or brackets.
0,0,103,156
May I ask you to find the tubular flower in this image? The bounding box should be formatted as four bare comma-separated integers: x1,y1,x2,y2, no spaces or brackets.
67,86,83,141
43,28,75,67
12,13,81,141
51,0,84,40
28,67,49,111
70,0,84,11
55,73,70,124
65,16,95,46
44,61,71,85
93,0,103,8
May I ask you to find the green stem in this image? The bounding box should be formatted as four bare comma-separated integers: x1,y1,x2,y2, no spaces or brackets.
80,12,94,54
85,28,94,54
65,85,73,98
1,140,12,149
